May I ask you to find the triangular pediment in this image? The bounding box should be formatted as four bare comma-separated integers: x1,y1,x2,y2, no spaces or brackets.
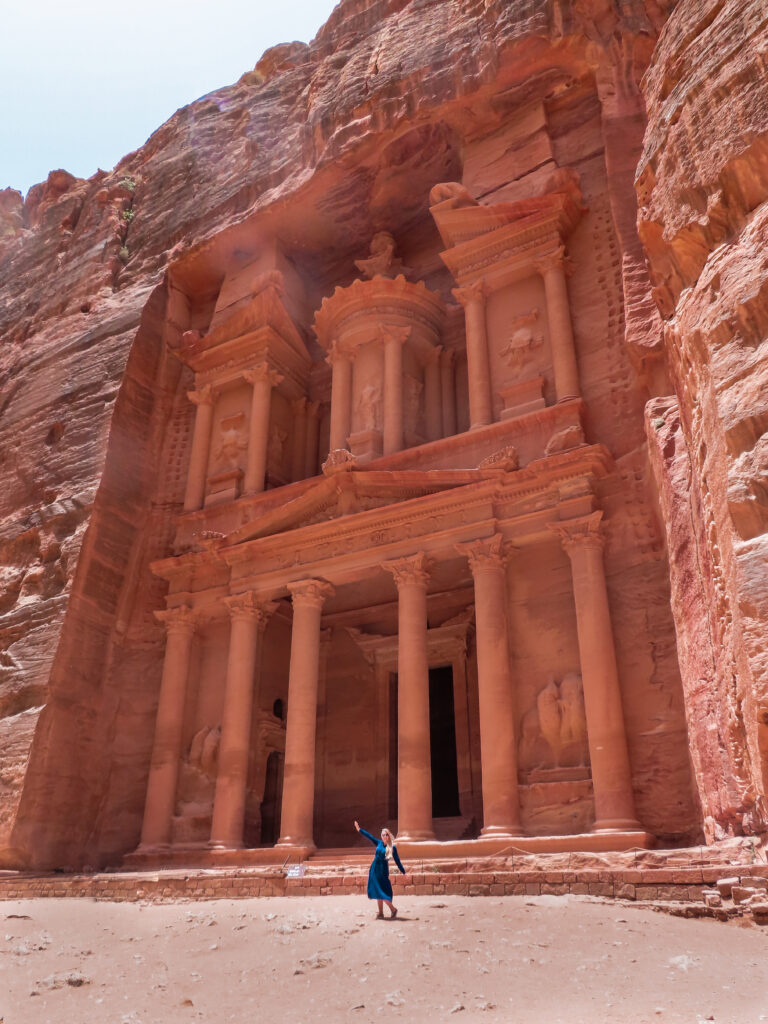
224,467,484,546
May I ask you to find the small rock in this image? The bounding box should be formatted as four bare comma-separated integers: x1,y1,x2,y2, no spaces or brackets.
450,1004,465,1014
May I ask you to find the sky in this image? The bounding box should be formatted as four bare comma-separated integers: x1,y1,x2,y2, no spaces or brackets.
2,0,339,197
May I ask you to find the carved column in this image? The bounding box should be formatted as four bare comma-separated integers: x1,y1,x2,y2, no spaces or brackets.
210,594,276,849
535,249,580,402
290,397,308,482
139,605,197,849
383,553,435,841
550,512,640,831
277,579,335,849
327,343,354,452
304,401,320,478
452,281,493,429
381,326,409,455
440,348,457,437
184,385,214,512
456,535,522,837
424,346,443,442
244,364,283,494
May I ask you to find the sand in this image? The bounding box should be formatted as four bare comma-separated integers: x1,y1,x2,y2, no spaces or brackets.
1,894,767,1023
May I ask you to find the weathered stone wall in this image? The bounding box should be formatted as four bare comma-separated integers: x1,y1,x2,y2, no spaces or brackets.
0,0,705,868
637,0,768,839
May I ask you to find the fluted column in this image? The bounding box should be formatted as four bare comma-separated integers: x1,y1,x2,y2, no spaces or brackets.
244,364,283,494
456,535,522,837
210,594,277,849
452,280,493,429
383,553,435,841
327,342,354,452
290,398,308,482
184,385,214,512
304,401,320,478
440,348,457,437
139,605,197,849
536,248,580,402
424,346,443,442
277,579,335,849
549,512,640,831
381,326,409,455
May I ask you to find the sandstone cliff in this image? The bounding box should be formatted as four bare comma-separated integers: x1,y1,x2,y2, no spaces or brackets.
0,0,723,869
638,0,768,839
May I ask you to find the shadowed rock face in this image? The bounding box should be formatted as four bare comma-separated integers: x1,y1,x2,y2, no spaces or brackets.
1,0,759,871
638,0,768,839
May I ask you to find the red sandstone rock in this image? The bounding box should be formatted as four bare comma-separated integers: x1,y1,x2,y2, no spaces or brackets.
0,0,759,874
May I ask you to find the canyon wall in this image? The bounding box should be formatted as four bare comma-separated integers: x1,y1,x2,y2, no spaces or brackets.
2,0,758,869
637,0,768,839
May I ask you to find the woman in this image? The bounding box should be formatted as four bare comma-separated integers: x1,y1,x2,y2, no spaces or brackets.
354,820,406,919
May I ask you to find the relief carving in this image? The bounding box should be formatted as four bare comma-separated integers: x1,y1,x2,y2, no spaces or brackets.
356,384,382,431
518,673,588,775
213,414,247,469
354,231,412,280
500,309,543,368
544,423,586,457
267,425,288,474
175,725,221,825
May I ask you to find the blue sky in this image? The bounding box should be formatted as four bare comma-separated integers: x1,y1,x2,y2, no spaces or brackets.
3,0,338,196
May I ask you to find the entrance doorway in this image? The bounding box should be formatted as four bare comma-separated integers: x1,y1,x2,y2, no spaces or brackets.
388,665,461,820
429,665,461,818
260,751,283,845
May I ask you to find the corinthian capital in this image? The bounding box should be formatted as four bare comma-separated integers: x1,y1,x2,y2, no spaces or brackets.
187,384,214,407
154,604,197,634
455,533,513,573
534,245,567,276
244,362,283,389
377,324,411,348
548,511,605,554
224,591,279,627
324,340,354,366
288,578,335,609
451,280,486,308
382,552,432,589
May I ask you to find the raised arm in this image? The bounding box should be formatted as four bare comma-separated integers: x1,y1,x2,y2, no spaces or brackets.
355,822,378,846
392,845,406,874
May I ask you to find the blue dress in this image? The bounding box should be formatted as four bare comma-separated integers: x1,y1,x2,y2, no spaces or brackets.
359,828,406,900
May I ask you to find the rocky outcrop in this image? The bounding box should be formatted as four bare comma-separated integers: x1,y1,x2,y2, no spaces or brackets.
638,0,768,836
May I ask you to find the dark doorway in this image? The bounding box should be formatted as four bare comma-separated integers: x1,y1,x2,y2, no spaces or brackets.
429,665,461,817
260,751,283,845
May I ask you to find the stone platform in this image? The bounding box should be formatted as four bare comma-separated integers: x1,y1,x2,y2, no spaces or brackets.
2,840,766,910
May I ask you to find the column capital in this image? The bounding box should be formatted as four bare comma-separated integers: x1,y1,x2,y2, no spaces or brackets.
456,533,514,572
439,347,455,368
548,510,605,554
378,324,411,348
305,399,321,420
382,552,433,589
534,244,574,277
292,396,308,416
154,604,197,634
187,384,214,407
223,591,279,628
325,340,355,366
244,362,283,389
288,578,335,609
452,279,486,307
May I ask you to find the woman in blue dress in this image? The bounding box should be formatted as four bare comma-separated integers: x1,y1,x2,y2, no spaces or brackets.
354,819,406,918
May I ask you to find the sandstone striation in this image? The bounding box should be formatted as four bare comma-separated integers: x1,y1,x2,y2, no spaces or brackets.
0,0,762,873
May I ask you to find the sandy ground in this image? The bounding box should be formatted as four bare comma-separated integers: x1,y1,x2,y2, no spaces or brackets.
1,894,767,1023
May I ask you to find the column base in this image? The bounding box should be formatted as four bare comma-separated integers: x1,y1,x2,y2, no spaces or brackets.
479,824,525,839
134,842,171,855
395,829,436,842
592,819,643,834
208,840,245,851
275,837,317,855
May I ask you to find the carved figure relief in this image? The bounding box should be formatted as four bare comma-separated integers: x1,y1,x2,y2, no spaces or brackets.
544,423,586,456
354,231,412,280
213,414,247,469
356,384,382,431
518,674,588,774
404,375,423,428
501,309,544,368
267,425,288,474
175,725,221,831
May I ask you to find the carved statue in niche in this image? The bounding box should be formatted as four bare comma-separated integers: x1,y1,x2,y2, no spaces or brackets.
175,725,221,826
404,375,423,429
213,413,247,469
356,384,382,431
544,423,586,457
501,309,544,368
354,231,412,280
518,674,588,775
267,425,288,475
